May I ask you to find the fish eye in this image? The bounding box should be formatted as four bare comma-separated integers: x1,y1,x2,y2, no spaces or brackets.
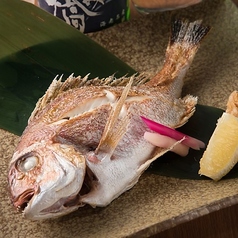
17,156,38,173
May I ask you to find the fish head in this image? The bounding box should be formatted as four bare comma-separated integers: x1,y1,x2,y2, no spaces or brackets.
8,141,86,220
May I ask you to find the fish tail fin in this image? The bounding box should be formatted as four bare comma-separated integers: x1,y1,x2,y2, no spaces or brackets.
170,18,210,47
146,19,210,89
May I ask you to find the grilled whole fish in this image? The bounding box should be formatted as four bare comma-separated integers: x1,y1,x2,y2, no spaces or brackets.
8,19,210,220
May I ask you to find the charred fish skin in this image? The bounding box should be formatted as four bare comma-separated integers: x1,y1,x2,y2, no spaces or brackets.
8,19,210,220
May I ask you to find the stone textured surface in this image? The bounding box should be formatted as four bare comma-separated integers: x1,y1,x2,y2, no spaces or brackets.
1,0,238,237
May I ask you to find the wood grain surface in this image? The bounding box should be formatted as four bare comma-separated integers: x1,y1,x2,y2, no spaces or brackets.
155,203,238,238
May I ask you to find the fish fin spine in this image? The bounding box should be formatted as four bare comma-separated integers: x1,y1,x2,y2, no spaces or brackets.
95,77,134,157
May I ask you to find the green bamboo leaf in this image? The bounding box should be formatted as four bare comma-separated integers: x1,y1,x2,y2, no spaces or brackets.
0,0,136,135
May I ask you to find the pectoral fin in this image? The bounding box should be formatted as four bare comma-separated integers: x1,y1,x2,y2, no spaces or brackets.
95,77,134,158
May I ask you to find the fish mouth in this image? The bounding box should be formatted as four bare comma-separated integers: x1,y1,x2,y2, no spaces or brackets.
13,169,96,218
14,189,83,217
13,189,35,211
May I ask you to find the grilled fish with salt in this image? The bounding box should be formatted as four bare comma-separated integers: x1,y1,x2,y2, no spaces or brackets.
8,19,210,220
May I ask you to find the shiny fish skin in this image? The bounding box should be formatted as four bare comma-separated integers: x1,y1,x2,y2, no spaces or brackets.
8,19,210,220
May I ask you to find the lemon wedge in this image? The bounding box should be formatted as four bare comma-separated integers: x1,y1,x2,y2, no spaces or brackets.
199,91,238,181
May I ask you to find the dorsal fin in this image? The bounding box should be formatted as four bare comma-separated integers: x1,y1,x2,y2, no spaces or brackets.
29,74,89,122
77,72,150,87
29,73,150,122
